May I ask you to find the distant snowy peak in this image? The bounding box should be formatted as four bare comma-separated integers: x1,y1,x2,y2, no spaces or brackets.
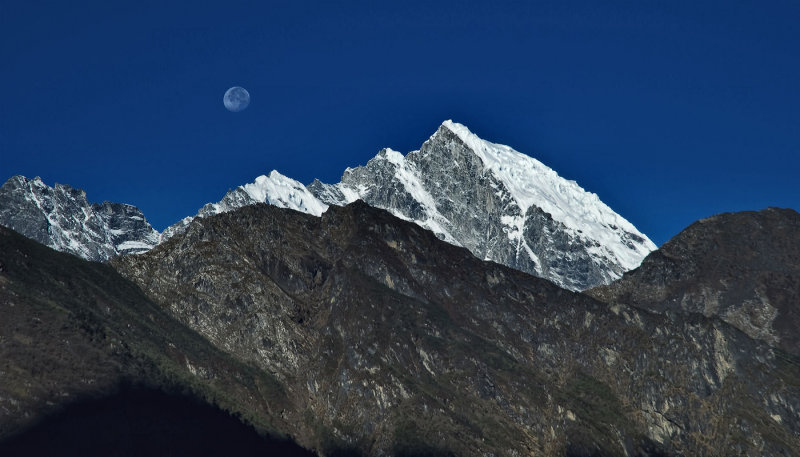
0,175,159,261
161,170,327,242
0,120,654,285
244,171,328,216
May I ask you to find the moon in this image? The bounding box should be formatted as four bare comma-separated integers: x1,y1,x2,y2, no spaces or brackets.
223,86,250,112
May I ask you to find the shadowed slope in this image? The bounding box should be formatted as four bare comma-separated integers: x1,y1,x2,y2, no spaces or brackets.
0,386,314,457
0,225,309,452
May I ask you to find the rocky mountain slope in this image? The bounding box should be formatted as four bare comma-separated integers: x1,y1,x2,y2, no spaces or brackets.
112,202,800,456
0,175,159,261
0,224,311,453
164,121,655,290
589,207,800,355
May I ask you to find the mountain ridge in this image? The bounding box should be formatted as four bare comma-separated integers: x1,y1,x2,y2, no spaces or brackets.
0,175,159,261
163,120,656,290
589,206,800,354
0,199,798,455
113,201,800,456
1,120,655,290
0,223,301,447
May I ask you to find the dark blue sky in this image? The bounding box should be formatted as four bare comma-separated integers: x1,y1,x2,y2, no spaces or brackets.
2,1,798,245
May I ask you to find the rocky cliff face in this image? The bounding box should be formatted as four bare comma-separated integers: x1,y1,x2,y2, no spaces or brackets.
113,202,800,456
167,121,655,291
0,176,159,261
589,207,800,355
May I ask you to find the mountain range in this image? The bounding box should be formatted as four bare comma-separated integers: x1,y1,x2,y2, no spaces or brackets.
0,175,159,261
1,121,798,456
1,200,798,456
0,121,655,291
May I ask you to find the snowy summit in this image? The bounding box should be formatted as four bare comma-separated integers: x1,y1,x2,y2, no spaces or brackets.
165,121,656,290
0,121,655,290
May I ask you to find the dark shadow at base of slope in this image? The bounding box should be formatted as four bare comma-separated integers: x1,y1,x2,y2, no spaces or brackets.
0,385,315,457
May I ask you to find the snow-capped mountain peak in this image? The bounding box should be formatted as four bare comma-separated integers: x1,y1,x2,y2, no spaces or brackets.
0,175,160,261
3,121,655,290
243,170,328,216
306,120,657,289
161,170,329,240
437,120,656,271
161,120,655,290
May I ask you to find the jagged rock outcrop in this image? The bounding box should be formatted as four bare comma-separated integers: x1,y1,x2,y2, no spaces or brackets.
589,207,800,355
113,202,800,456
0,176,159,261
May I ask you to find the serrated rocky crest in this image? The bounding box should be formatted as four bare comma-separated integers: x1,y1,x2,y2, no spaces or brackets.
2,121,655,287
0,175,159,261
170,121,655,290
